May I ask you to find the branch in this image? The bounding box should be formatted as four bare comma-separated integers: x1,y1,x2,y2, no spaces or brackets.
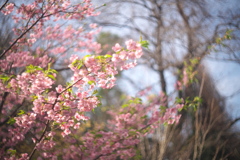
29,120,50,160
0,12,45,59
0,99,25,127
0,92,9,116
226,117,240,130
54,67,70,72
28,74,85,158
0,0,9,11
109,0,152,12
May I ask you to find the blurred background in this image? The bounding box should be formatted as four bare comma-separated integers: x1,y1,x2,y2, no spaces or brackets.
89,0,240,159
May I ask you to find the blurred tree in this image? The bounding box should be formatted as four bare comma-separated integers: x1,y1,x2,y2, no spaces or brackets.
97,32,124,55
0,13,12,55
93,0,240,159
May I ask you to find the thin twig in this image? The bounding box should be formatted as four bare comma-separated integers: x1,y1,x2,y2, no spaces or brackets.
0,0,9,11
28,120,50,160
0,12,45,59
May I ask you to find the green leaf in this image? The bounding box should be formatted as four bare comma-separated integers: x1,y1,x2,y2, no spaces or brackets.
7,118,16,125
45,137,51,140
7,149,16,155
96,95,102,99
134,150,142,160
66,82,72,86
129,97,142,104
53,122,60,126
207,45,212,50
0,75,11,83
130,108,136,115
216,37,222,44
163,122,168,126
97,102,102,107
225,29,233,40
190,58,199,65
129,130,137,136
104,54,112,58
121,104,129,108
175,97,183,104
17,110,25,116
141,115,148,119
62,106,70,110
47,63,52,71
139,40,149,49
46,67,58,74
139,36,149,49
95,134,103,138
47,74,56,80
82,146,87,150
92,90,98,95
26,65,43,73
72,59,83,69
159,106,166,112
83,55,91,61
88,80,95,85
142,128,149,134
95,56,103,60
31,95,38,101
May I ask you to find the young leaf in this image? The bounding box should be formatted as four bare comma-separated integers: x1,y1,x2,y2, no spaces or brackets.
94,134,103,138
139,40,149,49
17,110,25,116
88,80,95,85
7,149,16,155
92,90,98,95
7,118,16,125
47,74,56,80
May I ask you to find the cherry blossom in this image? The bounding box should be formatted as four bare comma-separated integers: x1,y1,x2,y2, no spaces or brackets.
0,0,182,159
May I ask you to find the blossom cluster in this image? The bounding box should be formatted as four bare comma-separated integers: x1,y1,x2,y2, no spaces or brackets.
48,95,183,160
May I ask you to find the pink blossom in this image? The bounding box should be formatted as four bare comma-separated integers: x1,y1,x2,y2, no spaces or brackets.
27,38,37,44
56,85,63,93
62,1,70,9
112,43,122,52
1,3,14,15
89,23,97,28
183,68,188,86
